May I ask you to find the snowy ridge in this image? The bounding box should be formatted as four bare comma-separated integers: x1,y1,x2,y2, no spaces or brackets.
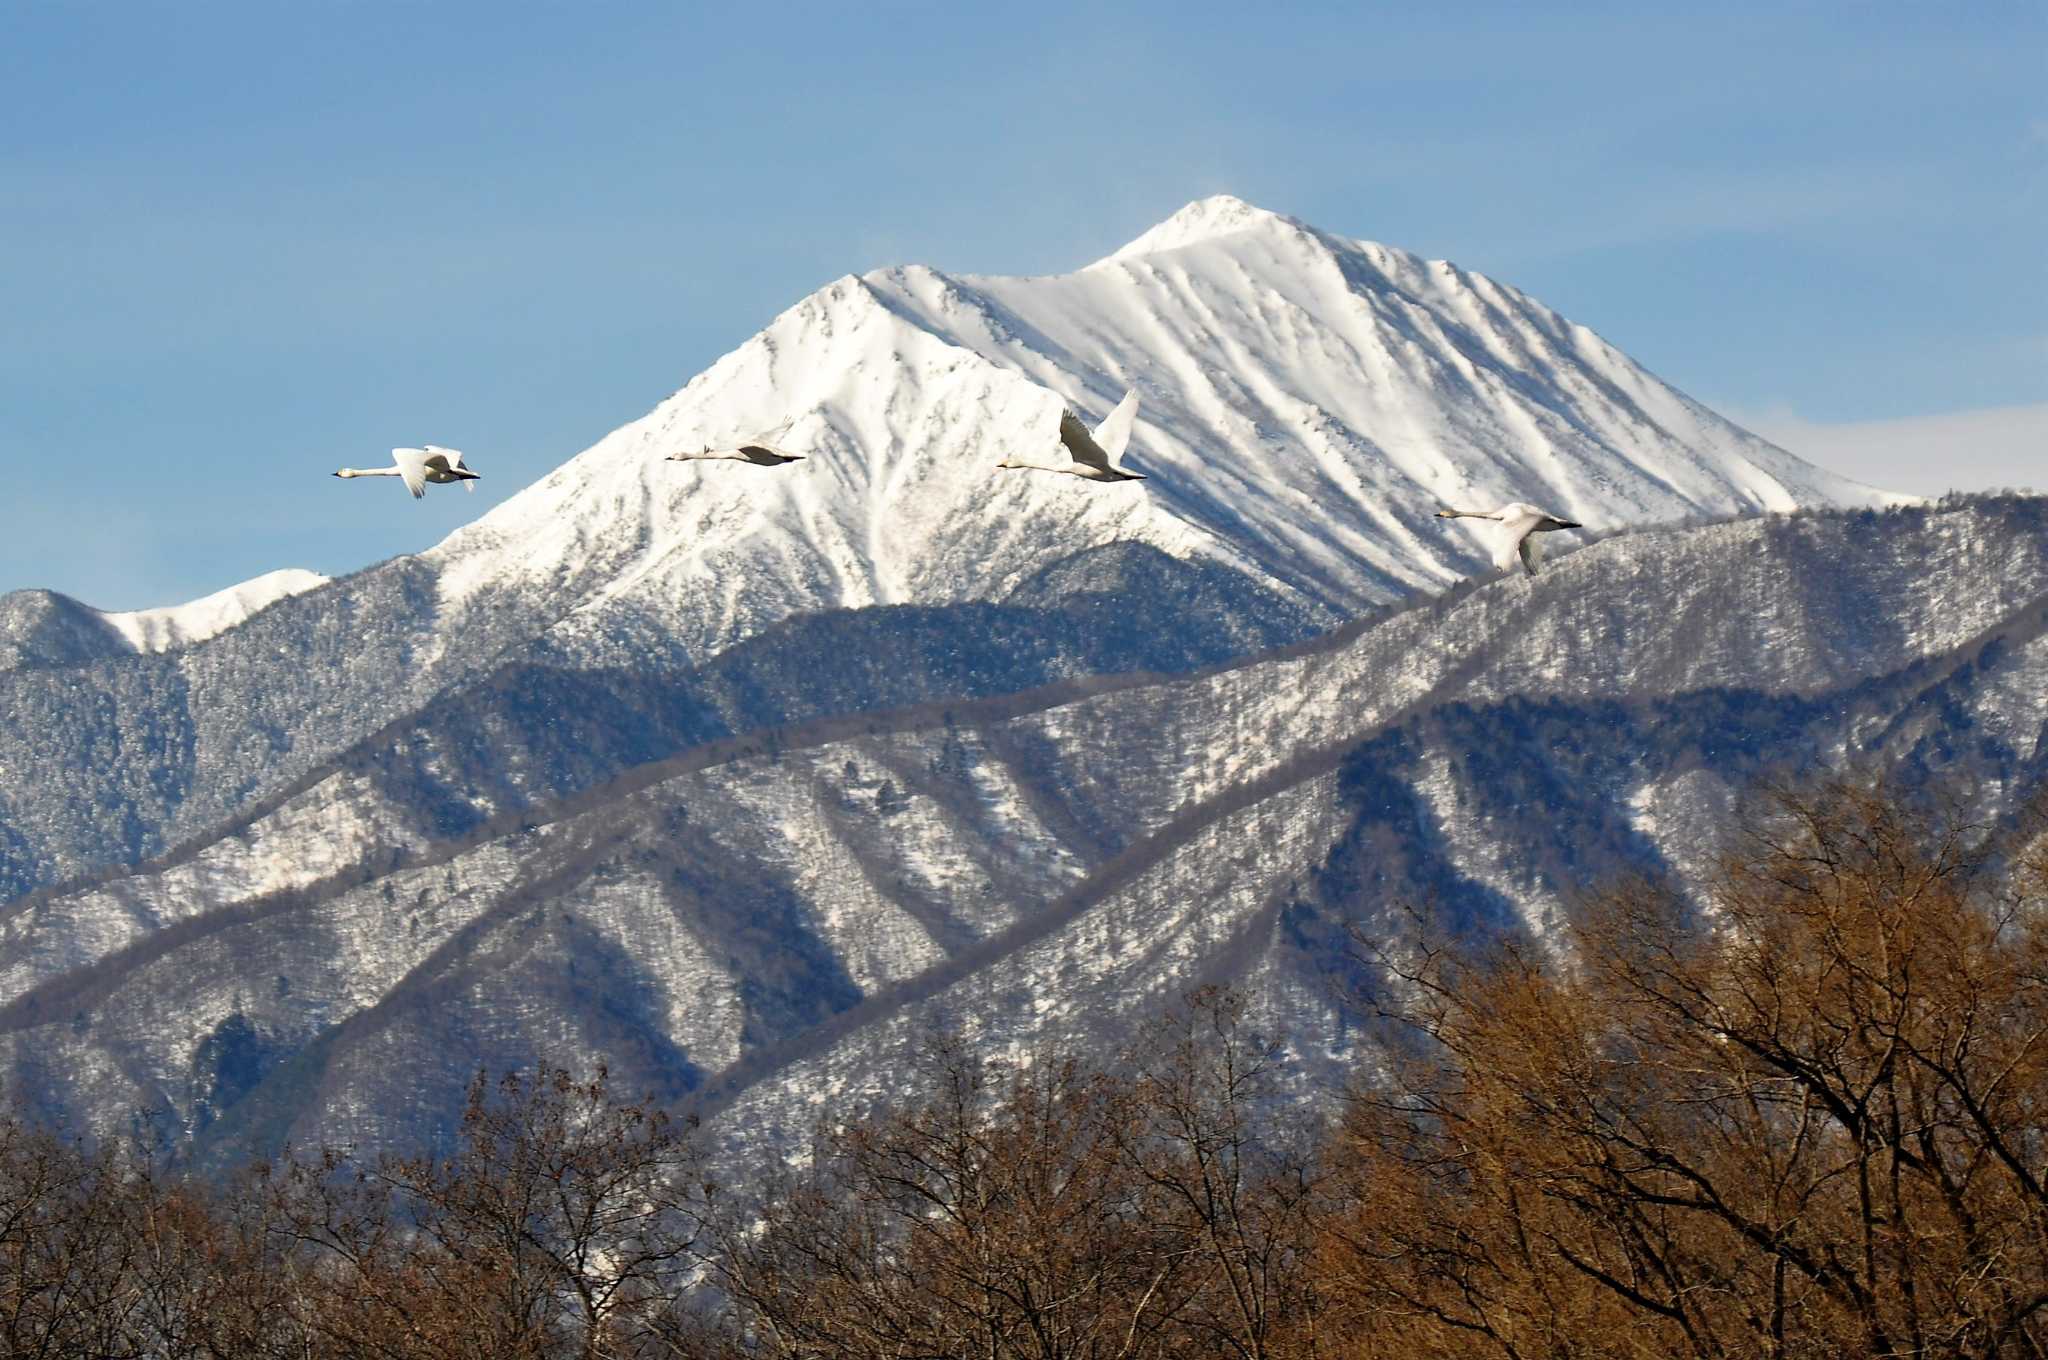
98,568,330,653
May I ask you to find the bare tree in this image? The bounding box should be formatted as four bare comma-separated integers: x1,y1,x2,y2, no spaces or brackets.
120,1157,312,1359
1117,989,1326,1360
0,1119,310,1359
375,1064,707,1359
0,1121,144,1359
1320,785,2048,1359
713,1037,1175,1359
267,1064,707,1359
714,1006,1327,1360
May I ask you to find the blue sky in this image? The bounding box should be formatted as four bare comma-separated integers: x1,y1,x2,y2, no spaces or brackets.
3,3,2042,607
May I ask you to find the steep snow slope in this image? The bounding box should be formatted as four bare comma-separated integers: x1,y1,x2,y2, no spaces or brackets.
2,499,2039,1166
0,199,1890,904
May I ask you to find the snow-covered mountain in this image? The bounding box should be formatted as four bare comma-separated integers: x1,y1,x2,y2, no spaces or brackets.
0,195,1888,904
423,193,1892,666
3,498,2042,1168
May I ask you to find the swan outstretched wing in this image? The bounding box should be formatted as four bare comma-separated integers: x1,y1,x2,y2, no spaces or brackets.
1091,389,1140,463
437,446,477,493
1504,508,1581,575
1056,410,1112,471
1054,390,1140,472
391,447,431,499
1493,509,1545,575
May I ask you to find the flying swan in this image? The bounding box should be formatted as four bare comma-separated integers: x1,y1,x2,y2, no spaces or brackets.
333,446,479,499
1436,502,1582,576
666,434,806,467
997,389,1146,482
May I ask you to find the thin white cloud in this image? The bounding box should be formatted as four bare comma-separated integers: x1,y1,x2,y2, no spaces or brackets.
1737,402,2048,498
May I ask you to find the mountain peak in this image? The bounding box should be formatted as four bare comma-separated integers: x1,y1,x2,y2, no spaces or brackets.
1098,194,1298,264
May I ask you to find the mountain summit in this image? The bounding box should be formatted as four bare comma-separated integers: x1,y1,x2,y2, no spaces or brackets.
1098,192,1291,261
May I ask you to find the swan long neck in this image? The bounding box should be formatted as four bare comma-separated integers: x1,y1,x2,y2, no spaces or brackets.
334,467,400,478
1439,507,1494,519
996,458,1073,475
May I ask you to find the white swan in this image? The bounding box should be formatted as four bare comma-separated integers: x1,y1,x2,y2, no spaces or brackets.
1436,502,1582,576
997,389,1146,482
333,446,479,499
666,435,806,467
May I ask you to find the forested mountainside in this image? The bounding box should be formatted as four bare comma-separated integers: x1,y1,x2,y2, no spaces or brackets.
1,497,2039,1169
